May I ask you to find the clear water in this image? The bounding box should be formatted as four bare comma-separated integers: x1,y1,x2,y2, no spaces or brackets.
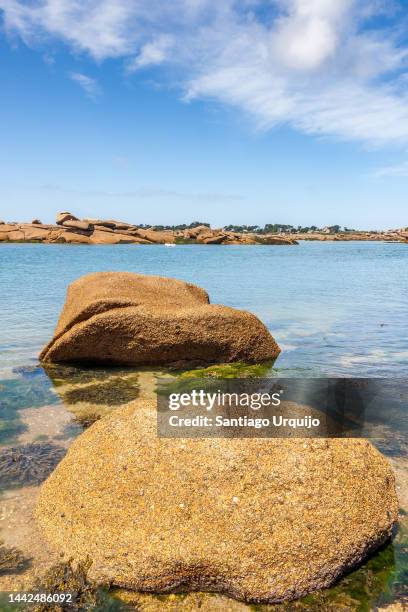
0,241,407,377
0,242,407,609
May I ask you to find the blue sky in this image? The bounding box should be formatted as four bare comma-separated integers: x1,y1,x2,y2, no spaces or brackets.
0,1,408,229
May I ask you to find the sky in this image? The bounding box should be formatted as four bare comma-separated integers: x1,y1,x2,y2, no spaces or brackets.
0,1,408,229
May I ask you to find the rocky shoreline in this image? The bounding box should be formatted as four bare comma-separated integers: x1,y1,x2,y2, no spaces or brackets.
0,212,297,245
29,272,400,606
292,230,408,242
1,211,406,244
0,270,404,609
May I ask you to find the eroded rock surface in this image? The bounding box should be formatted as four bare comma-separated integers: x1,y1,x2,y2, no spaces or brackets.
36,401,399,604
0,212,301,245
40,272,280,366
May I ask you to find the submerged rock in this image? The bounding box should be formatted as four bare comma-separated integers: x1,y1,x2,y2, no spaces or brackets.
0,443,66,488
40,272,280,366
0,540,31,575
43,363,140,427
36,401,398,604
29,558,118,612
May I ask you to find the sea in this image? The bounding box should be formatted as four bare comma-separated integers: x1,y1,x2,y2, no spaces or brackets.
0,241,407,609
0,241,407,377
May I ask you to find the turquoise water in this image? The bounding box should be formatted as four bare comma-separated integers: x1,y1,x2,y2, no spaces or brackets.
0,241,407,377
0,242,407,609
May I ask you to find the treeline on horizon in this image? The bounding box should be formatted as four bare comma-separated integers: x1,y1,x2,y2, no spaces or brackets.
140,222,357,234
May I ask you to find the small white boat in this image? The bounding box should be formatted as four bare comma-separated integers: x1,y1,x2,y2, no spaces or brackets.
164,243,176,247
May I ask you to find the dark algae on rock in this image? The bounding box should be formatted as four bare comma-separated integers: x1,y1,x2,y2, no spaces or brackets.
26,559,125,612
0,443,66,488
176,362,275,379
43,363,141,427
0,541,31,575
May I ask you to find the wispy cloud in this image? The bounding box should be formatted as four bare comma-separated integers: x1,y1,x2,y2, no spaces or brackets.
69,72,101,99
374,160,408,177
1,1,408,145
42,52,55,65
33,183,245,202
127,34,174,72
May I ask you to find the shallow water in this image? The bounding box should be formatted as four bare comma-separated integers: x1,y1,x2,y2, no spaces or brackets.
0,364,405,610
0,242,407,609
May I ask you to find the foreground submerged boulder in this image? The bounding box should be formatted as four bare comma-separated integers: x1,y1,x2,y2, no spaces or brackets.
36,401,398,603
40,272,280,366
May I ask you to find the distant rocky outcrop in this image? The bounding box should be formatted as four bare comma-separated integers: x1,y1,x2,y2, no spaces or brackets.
0,212,406,244
0,212,298,245
36,400,399,603
40,272,280,366
291,231,408,242
182,226,297,245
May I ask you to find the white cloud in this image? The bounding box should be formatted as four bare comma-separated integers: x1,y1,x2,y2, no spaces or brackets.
271,0,352,71
1,0,408,145
127,34,174,72
69,72,100,99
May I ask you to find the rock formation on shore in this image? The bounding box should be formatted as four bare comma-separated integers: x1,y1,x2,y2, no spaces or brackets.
36,400,399,603
1,212,406,243
0,212,297,245
40,272,280,366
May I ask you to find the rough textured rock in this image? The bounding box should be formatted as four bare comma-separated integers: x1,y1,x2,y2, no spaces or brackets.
2,212,398,244
7,230,25,241
59,231,91,244
56,211,78,225
134,228,175,244
184,225,212,238
256,235,298,245
86,219,133,231
198,233,228,244
89,230,146,244
20,225,51,241
61,219,92,232
90,224,115,233
40,272,279,366
36,401,399,603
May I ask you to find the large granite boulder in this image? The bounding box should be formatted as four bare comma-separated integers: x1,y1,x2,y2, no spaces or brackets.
58,231,91,244
61,219,92,232
133,228,175,244
36,401,399,603
89,230,149,244
198,233,228,244
39,272,279,366
1,226,25,240
20,224,52,241
56,211,78,225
